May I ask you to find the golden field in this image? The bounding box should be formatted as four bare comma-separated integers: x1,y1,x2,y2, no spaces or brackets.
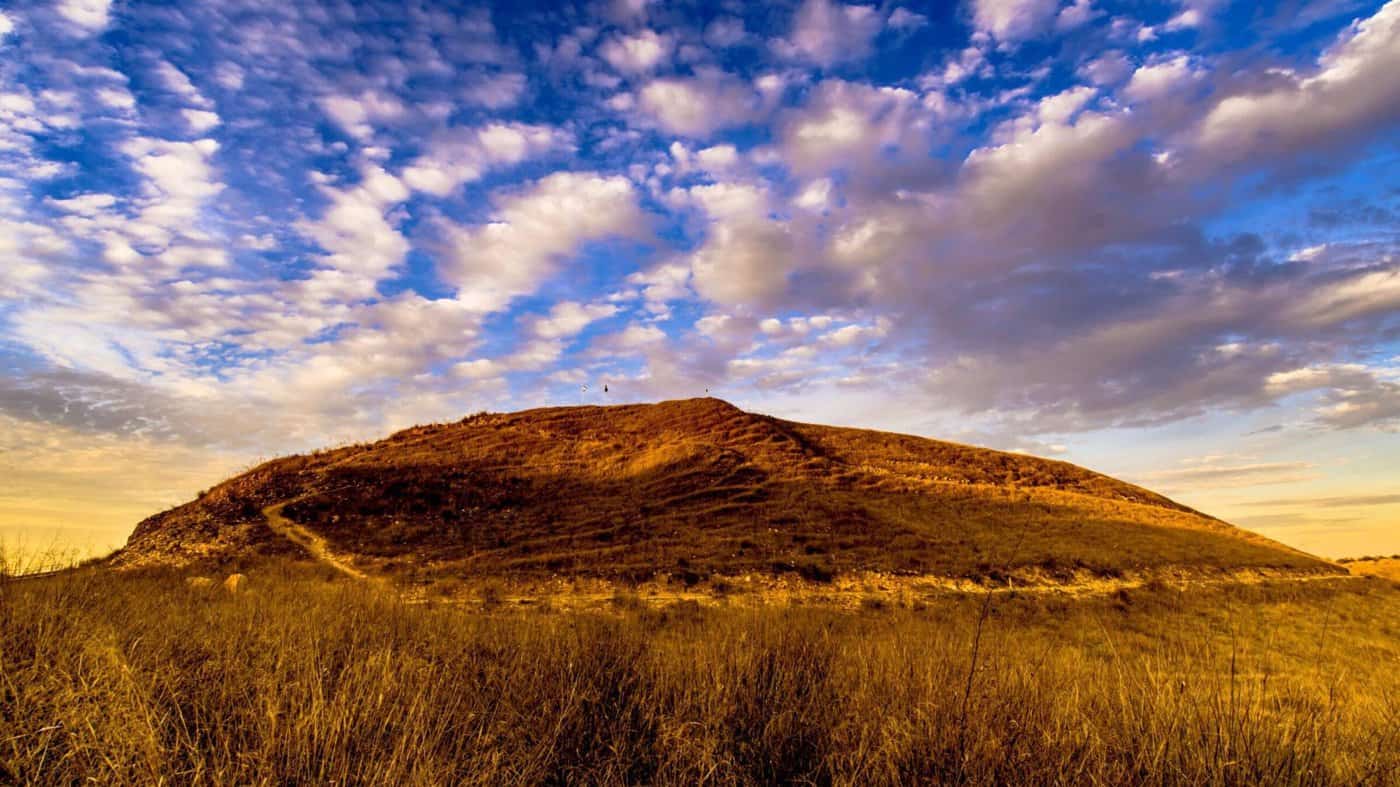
3,559,1396,786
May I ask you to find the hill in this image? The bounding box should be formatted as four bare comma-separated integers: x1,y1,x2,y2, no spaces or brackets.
110,398,1333,583
1343,556,1400,583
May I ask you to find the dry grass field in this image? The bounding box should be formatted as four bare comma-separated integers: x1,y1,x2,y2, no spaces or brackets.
3,557,1396,786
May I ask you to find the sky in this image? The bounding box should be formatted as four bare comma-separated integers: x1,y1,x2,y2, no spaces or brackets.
0,0,1398,561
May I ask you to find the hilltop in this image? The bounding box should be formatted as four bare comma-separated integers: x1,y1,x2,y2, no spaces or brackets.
110,398,1333,583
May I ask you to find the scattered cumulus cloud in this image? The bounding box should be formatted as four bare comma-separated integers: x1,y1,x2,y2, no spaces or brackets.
182,109,221,134
440,172,646,313
971,0,1061,44
637,70,763,137
599,29,673,74
0,0,1398,551
56,0,112,34
1194,1,1400,164
318,91,407,141
775,0,885,66
888,8,929,31
1123,55,1200,102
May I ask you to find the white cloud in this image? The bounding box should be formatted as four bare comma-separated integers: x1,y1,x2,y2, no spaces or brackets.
297,166,412,295
454,358,505,380
0,91,36,116
56,0,111,33
0,11,16,39
971,0,1060,43
964,107,1136,225
239,233,278,251
403,123,565,197
704,16,749,47
793,178,835,212
1165,0,1223,31
776,0,884,66
1314,378,1400,430
318,91,407,141
47,193,118,215
1263,364,1371,397
154,62,211,108
462,71,527,108
626,261,691,314
697,313,757,341
685,181,768,220
1123,55,1200,102
441,172,646,313
695,144,741,173
598,29,673,74
1195,0,1400,162
272,123,570,338
5,0,1400,560
1037,85,1096,124
120,137,225,243
610,322,667,350
0,215,70,298
779,80,933,175
531,301,618,339
181,109,221,134
1166,9,1202,30
95,86,136,110
820,319,890,347
401,123,569,197
1287,243,1328,262
1283,267,1400,328
1056,0,1100,30
636,71,761,137
888,8,929,30
1080,50,1133,85
213,63,245,91
682,182,795,307
607,0,653,21
927,46,988,87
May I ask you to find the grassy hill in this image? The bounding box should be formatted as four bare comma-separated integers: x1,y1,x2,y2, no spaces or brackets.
9,398,1390,785
111,398,1333,583
1343,556,1400,582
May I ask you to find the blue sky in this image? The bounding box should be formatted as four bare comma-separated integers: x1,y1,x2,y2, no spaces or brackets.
1,0,1398,558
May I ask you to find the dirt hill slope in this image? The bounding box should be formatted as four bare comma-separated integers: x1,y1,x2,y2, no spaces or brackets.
111,398,1333,582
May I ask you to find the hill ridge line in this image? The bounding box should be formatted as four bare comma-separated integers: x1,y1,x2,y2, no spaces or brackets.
110,398,1335,580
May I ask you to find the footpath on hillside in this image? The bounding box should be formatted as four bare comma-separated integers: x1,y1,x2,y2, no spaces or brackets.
261,502,374,583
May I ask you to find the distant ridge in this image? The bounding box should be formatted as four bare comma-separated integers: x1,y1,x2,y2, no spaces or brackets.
111,398,1334,582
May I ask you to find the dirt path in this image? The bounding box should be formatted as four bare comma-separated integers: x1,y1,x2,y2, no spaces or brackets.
262,502,374,583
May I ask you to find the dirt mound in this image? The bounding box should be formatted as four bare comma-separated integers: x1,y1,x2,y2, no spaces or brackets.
110,398,1333,582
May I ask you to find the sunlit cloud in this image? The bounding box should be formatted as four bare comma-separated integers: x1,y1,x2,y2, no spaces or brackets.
0,0,1397,556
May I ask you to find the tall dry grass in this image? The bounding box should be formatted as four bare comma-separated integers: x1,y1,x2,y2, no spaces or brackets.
2,559,1397,785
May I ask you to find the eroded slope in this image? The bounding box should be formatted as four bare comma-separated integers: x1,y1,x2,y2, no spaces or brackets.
112,398,1332,581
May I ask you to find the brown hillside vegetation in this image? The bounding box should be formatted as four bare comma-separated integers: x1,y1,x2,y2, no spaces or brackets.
112,398,1332,583
1343,556,1400,582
